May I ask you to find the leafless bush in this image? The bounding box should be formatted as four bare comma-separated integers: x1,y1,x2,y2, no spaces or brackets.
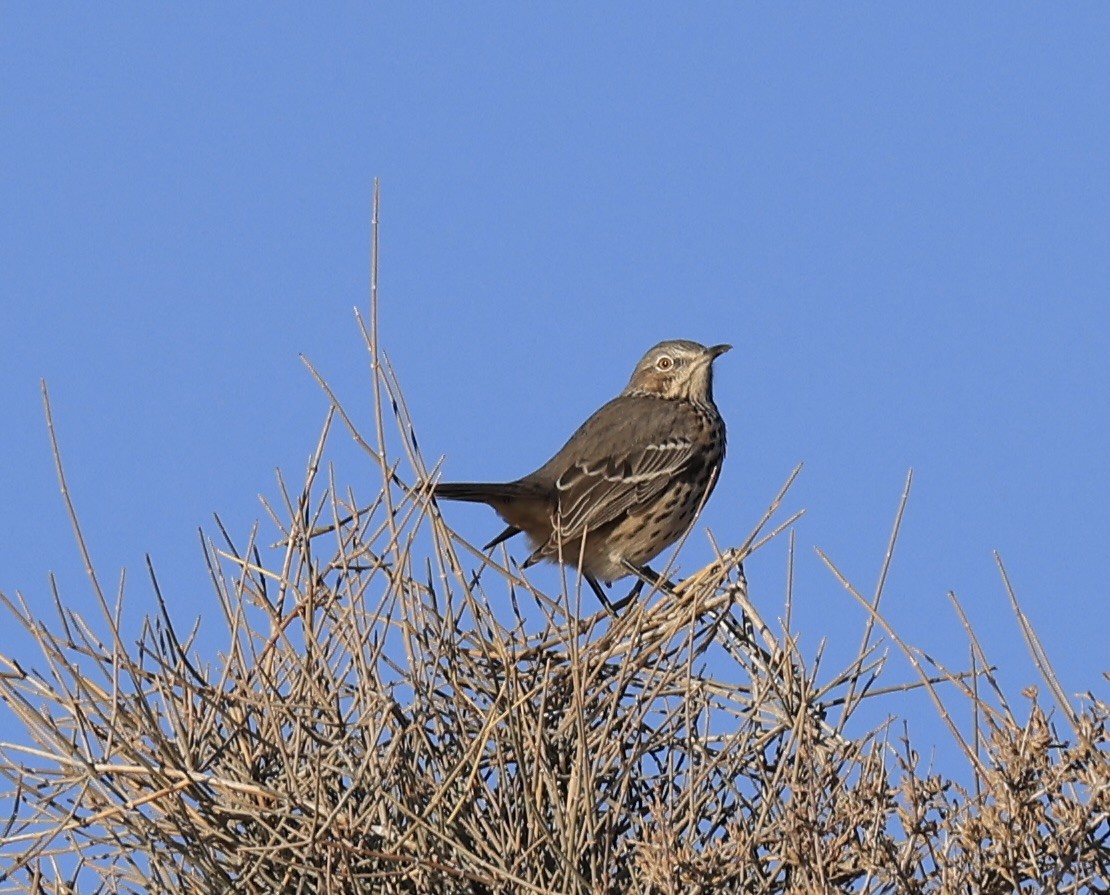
2,205,1106,894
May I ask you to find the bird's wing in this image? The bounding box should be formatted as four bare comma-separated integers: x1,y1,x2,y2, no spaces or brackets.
553,438,698,539
540,397,705,542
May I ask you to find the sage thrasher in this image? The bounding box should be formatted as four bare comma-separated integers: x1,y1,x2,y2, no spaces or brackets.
433,339,731,609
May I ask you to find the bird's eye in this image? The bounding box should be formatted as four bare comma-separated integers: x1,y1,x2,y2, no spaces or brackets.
656,355,674,371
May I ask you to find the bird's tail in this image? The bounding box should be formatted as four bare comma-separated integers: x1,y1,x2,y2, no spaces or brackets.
433,482,520,504
433,481,546,504
432,481,547,552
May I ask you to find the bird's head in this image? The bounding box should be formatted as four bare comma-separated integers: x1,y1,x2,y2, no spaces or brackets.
623,339,732,402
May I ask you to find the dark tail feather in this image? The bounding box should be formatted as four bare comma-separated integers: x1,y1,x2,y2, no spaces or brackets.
433,481,545,552
484,525,521,551
432,482,523,504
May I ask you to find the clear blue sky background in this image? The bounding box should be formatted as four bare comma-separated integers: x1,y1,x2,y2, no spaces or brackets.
2,6,1107,765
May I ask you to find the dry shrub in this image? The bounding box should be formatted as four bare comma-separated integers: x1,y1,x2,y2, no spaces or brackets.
1,216,1106,895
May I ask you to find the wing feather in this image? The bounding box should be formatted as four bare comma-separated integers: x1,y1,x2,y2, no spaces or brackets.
514,394,711,551
552,435,697,540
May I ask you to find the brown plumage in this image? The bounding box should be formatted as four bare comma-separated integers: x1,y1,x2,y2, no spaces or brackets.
434,339,730,595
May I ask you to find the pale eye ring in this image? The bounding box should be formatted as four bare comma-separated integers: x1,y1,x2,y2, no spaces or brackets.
656,355,674,371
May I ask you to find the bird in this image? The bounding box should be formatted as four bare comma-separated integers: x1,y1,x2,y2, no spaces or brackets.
433,339,731,609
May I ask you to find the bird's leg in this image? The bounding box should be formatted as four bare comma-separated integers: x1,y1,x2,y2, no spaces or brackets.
620,562,677,596
587,562,662,612
621,560,773,665
586,575,623,618
608,577,646,612
585,574,646,615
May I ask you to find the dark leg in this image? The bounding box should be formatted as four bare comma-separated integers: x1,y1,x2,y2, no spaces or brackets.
580,562,660,612
620,562,675,594
622,560,772,665
625,560,747,592
609,577,645,612
586,574,648,616
586,575,620,617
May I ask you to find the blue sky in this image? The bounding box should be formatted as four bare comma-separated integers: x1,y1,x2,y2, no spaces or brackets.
2,6,1107,760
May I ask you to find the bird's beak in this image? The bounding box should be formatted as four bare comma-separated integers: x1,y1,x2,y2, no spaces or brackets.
708,344,732,359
